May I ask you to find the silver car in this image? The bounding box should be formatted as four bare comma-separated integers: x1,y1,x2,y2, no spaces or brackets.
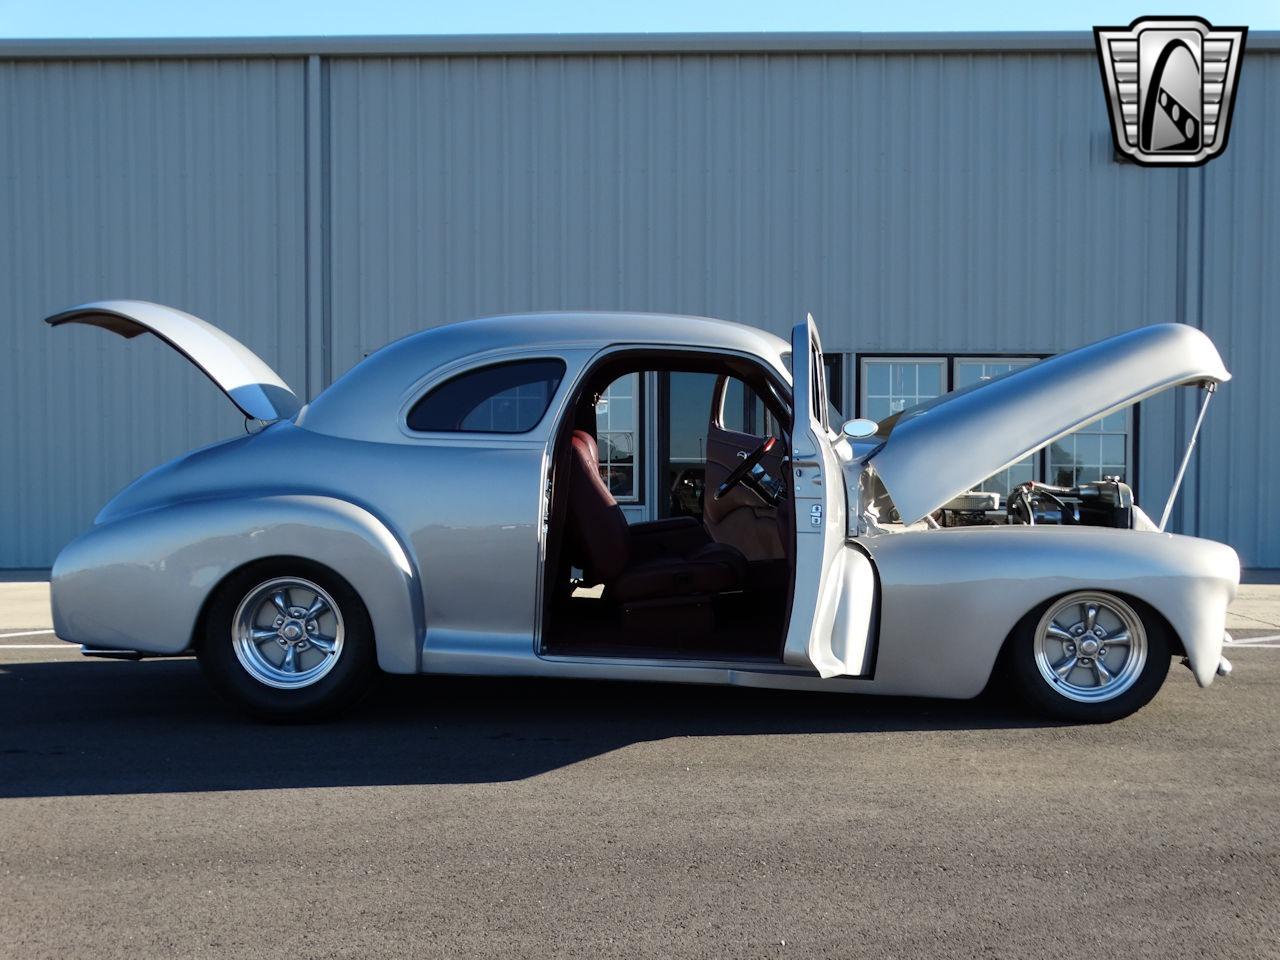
46,302,1239,722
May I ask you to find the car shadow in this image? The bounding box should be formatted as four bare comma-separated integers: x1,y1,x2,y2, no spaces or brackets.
0,658,1047,798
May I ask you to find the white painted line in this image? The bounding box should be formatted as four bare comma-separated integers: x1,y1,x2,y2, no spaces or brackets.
1226,633,1280,646
0,629,56,639
0,643,73,650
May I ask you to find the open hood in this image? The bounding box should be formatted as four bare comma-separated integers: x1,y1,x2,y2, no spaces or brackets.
46,299,300,422
867,323,1230,524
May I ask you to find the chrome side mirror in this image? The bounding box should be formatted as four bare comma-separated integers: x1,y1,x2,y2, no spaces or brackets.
841,418,879,439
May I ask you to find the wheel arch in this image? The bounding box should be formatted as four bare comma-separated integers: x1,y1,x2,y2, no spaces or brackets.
50,493,425,674
191,554,372,660
991,588,1185,678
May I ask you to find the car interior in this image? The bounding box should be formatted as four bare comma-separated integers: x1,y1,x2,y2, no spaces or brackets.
540,351,795,661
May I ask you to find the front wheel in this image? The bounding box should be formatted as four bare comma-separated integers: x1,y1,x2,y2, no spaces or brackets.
197,559,378,721
1009,591,1170,723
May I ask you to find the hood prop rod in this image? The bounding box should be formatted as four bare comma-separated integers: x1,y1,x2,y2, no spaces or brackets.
1158,382,1216,532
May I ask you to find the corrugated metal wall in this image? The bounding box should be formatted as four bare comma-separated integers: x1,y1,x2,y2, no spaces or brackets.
327,52,1185,360
0,42,1276,568
0,57,307,567
1198,50,1280,567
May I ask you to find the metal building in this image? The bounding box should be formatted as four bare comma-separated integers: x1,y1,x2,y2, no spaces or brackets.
1,32,1276,570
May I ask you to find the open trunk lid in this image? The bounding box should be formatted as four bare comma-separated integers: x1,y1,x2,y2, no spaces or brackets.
867,323,1230,524
46,299,300,422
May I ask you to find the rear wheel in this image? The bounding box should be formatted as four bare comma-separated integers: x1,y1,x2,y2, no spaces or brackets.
1010,591,1170,722
197,559,377,721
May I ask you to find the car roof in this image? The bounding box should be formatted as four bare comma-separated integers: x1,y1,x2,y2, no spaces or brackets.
299,311,792,441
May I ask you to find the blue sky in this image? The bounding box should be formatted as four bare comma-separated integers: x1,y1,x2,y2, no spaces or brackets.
1,1,1276,39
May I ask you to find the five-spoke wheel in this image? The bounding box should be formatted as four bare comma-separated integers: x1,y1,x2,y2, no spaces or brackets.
198,559,376,721
1032,592,1147,704
1010,590,1169,722
232,577,345,690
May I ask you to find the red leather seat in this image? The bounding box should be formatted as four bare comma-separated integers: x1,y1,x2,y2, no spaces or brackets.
565,430,746,603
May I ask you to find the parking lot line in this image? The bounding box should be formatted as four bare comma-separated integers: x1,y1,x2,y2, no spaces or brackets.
0,629,56,639
1227,634,1280,646
0,643,71,649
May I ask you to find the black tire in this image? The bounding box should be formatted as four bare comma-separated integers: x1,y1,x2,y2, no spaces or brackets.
197,558,378,721
1009,591,1171,723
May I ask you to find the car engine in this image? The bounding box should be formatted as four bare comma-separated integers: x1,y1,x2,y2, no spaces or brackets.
937,478,1135,529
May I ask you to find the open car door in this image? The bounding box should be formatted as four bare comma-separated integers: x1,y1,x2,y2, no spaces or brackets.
782,315,876,678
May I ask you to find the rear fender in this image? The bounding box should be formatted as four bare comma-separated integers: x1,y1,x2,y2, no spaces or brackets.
51,495,424,674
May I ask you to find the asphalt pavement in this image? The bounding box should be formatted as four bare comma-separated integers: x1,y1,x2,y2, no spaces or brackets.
0,633,1277,960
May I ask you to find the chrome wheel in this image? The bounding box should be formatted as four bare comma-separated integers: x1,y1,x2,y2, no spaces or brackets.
232,577,345,690
1033,592,1147,704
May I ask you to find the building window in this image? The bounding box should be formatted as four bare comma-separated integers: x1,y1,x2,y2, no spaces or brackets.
406,358,565,433
596,373,640,501
860,357,946,421
856,352,1135,498
1049,411,1130,486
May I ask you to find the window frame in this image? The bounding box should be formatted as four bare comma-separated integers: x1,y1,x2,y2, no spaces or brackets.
402,356,567,437
857,355,948,424
595,372,644,504
850,350,1140,495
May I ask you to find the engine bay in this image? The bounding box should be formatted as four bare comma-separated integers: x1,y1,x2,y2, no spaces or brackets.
937,478,1136,529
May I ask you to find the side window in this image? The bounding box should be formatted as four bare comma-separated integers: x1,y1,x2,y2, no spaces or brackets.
717,377,778,437
406,359,565,433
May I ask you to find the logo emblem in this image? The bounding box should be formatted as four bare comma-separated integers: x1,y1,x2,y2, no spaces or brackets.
1094,16,1247,166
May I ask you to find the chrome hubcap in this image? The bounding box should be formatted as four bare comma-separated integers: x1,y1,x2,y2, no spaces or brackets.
1033,592,1147,704
232,577,344,690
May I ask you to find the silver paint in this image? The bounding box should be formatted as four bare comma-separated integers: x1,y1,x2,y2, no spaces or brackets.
47,306,1239,705
45,300,301,422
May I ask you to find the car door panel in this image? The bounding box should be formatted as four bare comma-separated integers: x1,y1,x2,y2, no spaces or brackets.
782,314,876,678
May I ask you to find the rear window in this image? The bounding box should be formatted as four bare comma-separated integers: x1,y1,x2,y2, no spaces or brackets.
406,359,566,433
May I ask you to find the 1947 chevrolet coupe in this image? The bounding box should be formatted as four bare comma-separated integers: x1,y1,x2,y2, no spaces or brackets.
46,302,1240,722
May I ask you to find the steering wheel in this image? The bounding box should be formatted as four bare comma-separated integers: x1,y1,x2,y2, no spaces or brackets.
714,436,778,501
1007,481,1076,526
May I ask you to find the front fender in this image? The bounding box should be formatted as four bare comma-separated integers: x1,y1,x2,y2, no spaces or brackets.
860,526,1239,698
51,495,424,674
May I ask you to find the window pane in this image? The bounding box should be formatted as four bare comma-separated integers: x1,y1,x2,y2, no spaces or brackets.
865,397,892,422
916,363,942,396
664,372,719,517
407,359,565,433
971,456,1036,499
1100,434,1126,467
597,374,640,501
720,377,747,433
865,362,889,395
823,354,844,416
